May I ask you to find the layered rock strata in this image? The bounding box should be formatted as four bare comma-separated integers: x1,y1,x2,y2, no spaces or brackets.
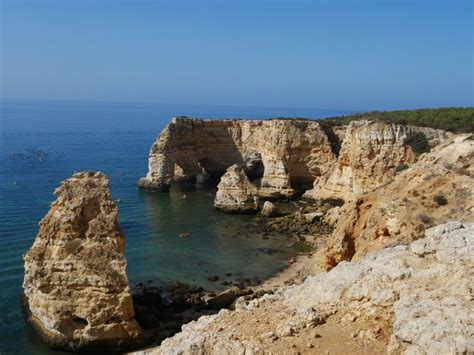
139,118,446,204
23,172,142,351
304,120,446,200
323,134,474,268
214,164,259,213
135,222,474,354
138,117,337,199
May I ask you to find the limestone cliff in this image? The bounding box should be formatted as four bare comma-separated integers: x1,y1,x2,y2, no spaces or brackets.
323,134,474,268
23,172,142,351
138,117,336,199
138,117,471,269
305,120,447,200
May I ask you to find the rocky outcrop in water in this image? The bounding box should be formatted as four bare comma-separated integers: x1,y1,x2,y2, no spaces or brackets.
137,222,474,354
214,164,259,213
22,172,143,351
138,117,336,199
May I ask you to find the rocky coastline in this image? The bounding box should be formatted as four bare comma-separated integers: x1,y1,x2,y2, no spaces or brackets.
22,116,473,353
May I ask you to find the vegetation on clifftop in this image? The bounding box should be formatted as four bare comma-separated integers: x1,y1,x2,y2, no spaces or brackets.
320,107,474,133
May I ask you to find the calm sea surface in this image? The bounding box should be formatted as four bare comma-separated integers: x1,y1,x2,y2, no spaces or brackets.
0,100,351,354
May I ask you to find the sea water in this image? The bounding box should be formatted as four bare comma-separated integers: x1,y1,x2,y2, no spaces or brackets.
0,100,351,354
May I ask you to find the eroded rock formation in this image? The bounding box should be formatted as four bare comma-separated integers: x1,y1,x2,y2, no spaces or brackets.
138,222,474,354
214,164,259,213
323,134,474,268
138,117,337,199
304,120,446,200
23,172,142,351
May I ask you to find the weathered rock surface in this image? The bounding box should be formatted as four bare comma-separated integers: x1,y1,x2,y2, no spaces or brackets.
214,164,259,213
138,117,337,199
324,134,474,267
305,120,446,200
135,222,474,354
23,172,142,351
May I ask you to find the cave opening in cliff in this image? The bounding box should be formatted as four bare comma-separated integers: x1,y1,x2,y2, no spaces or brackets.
196,158,228,186
244,161,264,184
289,175,315,195
288,158,315,196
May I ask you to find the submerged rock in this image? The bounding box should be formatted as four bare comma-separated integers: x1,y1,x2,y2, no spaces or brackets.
214,164,259,213
22,171,143,351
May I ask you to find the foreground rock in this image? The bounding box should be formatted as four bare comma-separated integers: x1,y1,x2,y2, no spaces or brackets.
23,172,143,351
135,222,474,354
214,164,259,213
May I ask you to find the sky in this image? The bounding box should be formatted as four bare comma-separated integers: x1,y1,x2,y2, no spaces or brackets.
0,0,473,111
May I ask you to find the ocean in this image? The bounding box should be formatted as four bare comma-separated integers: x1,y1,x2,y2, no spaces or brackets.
0,100,352,354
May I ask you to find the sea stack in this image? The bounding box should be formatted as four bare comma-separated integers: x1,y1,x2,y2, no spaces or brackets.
214,164,260,213
22,172,143,351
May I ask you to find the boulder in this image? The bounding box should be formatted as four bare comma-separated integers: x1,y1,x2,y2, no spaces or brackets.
261,201,279,217
22,172,143,351
303,212,324,223
204,288,239,310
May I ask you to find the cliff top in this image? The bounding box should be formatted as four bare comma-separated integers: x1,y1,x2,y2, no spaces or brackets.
320,107,474,133
172,107,474,133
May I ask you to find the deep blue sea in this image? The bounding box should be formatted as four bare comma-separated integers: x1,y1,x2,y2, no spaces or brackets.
0,100,351,354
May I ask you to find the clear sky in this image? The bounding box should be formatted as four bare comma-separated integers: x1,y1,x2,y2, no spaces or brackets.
1,0,472,111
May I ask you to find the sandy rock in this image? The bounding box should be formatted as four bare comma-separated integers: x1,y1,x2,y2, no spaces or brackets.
23,172,142,351
323,134,474,267
305,120,446,200
323,206,341,227
214,164,260,213
204,288,239,310
303,212,324,223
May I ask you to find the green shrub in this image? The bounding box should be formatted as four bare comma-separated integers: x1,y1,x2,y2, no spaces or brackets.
320,107,474,133
404,132,430,155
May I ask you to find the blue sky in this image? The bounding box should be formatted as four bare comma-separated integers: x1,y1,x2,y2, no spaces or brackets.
1,0,472,110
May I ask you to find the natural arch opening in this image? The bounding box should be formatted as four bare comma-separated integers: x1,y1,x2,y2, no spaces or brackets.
243,152,265,185
289,175,315,193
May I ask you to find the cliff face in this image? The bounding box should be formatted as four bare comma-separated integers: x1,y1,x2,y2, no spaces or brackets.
138,118,337,199
138,117,471,269
324,134,474,268
305,120,446,200
23,172,142,351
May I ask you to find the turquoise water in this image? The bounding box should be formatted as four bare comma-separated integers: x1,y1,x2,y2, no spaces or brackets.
0,100,351,354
